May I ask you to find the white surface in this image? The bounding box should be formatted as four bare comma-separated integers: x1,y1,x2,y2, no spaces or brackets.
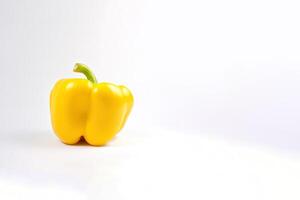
1,130,300,200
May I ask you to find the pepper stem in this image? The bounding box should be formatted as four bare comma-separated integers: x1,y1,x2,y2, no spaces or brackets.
73,63,98,83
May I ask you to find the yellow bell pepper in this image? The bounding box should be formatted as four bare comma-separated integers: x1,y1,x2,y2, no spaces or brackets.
50,63,134,146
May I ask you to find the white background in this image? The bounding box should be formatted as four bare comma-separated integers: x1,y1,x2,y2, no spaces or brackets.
0,0,300,199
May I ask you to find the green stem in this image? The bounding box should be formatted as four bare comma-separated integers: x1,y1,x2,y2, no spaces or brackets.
73,63,98,83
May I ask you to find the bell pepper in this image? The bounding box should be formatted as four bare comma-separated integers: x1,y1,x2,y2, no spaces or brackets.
50,63,134,146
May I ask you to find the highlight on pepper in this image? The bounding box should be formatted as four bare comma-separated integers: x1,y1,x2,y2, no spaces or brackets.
50,63,134,146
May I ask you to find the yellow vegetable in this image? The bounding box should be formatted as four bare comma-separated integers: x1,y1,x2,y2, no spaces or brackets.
50,63,134,146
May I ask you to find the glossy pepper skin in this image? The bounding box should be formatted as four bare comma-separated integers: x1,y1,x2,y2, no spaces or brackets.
50,63,133,146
